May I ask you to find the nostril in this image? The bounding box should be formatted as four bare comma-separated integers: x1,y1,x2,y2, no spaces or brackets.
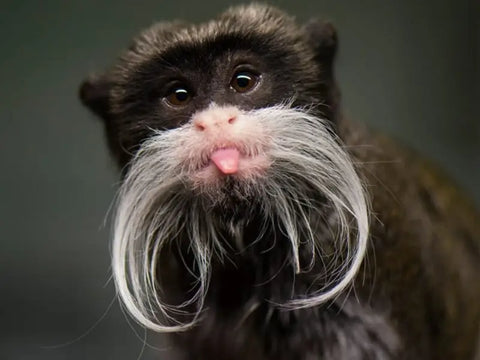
228,116,236,124
194,120,206,131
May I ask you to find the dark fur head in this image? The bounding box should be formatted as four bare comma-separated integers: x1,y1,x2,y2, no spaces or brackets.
80,4,338,168
79,4,368,333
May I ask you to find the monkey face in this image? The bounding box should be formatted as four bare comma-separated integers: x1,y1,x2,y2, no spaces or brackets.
110,43,300,191
80,5,338,169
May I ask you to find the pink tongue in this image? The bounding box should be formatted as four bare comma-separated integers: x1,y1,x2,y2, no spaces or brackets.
210,148,240,174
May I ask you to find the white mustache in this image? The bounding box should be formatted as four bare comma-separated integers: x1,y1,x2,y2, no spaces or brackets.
111,104,370,332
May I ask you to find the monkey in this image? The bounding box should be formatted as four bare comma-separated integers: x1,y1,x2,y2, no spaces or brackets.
79,4,480,360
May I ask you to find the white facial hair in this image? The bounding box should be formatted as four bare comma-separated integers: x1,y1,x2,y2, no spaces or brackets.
111,104,370,332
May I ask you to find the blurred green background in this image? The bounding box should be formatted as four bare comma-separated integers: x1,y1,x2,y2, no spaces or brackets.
1,0,478,359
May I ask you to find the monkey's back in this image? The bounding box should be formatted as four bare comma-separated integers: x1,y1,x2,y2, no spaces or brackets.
343,120,480,359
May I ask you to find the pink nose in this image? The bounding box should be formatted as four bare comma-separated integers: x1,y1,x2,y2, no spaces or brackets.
193,106,238,132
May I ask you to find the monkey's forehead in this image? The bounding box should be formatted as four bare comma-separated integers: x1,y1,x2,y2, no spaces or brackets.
114,4,310,73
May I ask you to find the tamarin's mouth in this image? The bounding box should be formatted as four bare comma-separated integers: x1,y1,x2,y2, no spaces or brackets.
210,147,240,174
190,144,270,184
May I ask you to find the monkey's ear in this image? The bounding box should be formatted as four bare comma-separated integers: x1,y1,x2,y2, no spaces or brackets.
79,74,112,122
302,19,338,67
303,20,340,121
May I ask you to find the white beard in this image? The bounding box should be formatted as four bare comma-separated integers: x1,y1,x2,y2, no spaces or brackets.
111,104,370,332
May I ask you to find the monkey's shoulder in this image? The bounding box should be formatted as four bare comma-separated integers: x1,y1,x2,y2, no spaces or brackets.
340,119,480,240
342,120,480,280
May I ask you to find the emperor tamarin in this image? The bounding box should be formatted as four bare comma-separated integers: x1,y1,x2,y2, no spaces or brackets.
79,4,480,359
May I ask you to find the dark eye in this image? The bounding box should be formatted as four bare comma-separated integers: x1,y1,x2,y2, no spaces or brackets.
165,87,191,106
230,71,259,93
